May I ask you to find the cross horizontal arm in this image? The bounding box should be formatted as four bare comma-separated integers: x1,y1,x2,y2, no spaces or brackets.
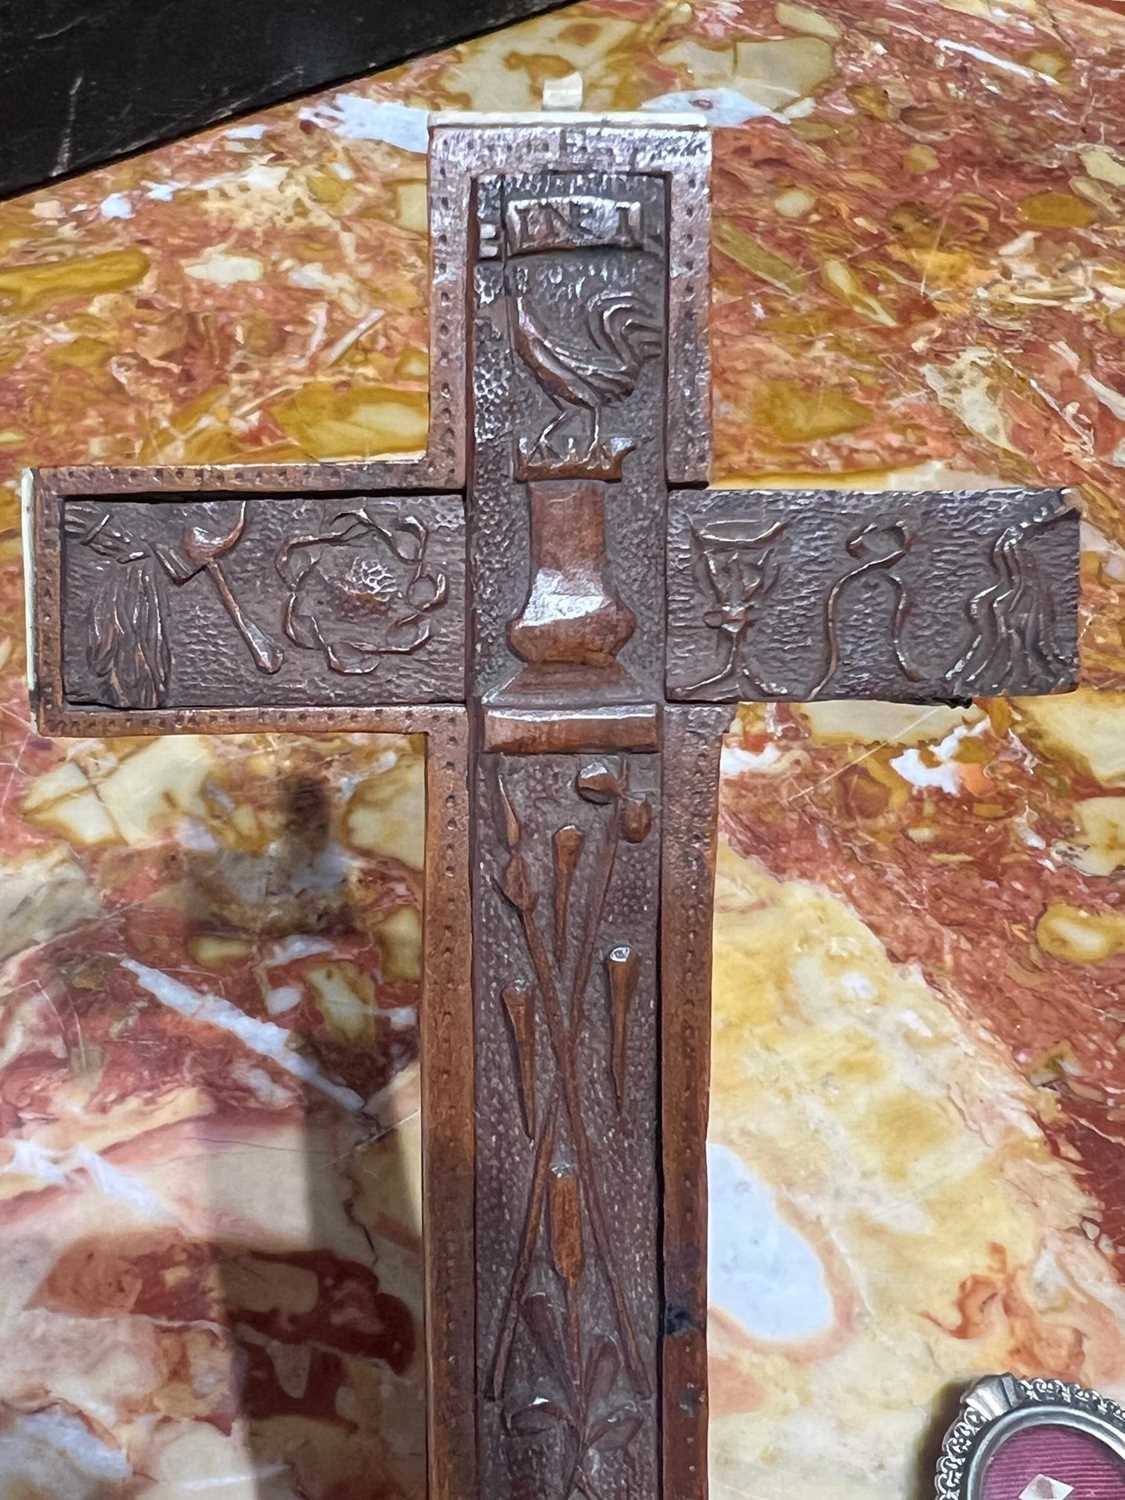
668,485,1079,704
27,476,467,734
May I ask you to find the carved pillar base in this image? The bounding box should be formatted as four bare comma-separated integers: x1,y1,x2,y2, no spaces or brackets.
507,481,635,670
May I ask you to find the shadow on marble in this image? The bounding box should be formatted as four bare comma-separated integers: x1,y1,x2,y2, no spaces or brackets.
0,734,428,1499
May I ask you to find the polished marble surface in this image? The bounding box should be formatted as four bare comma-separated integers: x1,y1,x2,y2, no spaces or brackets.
1,0,1124,1495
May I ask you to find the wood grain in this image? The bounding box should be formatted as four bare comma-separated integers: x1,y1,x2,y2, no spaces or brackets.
423,711,476,1500
481,704,660,754
660,705,731,1500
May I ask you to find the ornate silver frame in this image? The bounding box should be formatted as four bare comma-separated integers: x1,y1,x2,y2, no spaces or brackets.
936,1374,1125,1498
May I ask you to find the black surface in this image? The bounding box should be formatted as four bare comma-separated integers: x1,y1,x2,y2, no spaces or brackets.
0,0,574,198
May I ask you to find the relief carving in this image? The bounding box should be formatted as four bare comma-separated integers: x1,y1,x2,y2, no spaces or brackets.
470,169,669,705
477,182,662,482
507,481,635,672
499,195,645,258
487,756,655,1498
276,508,448,674
681,517,787,698
814,519,920,696
510,272,662,481
65,500,282,709
35,116,1083,1500
63,498,455,710
945,496,1073,694
670,489,1078,702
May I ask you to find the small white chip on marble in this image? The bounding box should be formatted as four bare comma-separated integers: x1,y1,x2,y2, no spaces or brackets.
542,72,583,110
1020,1476,1074,1500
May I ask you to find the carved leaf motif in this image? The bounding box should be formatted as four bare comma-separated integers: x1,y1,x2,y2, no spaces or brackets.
576,761,622,805
587,1406,642,1453
583,1336,620,1407
497,774,523,849
508,1399,571,1436
620,796,652,844
519,1293,574,1397
499,852,538,913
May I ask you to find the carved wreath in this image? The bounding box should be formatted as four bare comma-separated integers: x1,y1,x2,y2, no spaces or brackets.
275,509,448,674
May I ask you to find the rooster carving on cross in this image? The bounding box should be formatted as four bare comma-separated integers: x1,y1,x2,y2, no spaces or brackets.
511,278,663,480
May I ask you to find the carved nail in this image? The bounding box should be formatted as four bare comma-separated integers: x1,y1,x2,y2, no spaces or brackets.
548,1168,584,1289
502,983,536,1139
606,945,639,1113
552,825,584,957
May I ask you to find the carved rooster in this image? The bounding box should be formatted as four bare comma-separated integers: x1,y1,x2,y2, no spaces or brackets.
512,282,663,466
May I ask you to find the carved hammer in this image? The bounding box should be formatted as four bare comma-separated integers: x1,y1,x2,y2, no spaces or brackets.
154,503,283,674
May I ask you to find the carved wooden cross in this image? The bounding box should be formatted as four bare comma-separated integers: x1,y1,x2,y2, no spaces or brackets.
25,108,1078,1500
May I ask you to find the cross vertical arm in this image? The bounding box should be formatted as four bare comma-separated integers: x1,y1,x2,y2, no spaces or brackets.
661,705,732,1499
420,710,476,1500
439,110,719,1500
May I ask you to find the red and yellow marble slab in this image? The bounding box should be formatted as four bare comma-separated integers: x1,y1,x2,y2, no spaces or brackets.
1,0,1124,1496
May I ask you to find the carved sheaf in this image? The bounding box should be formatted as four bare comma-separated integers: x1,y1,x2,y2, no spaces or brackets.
486,756,655,1500
65,499,279,708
